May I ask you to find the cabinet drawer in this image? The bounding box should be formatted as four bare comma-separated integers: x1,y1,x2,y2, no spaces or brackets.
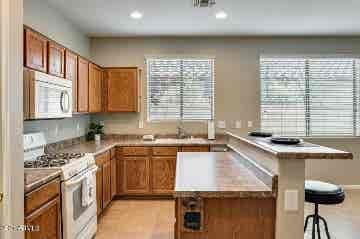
25,178,60,215
181,146,210,152
152,147,179,156
110,147,116,159
122,147,149,156
96,151,110,165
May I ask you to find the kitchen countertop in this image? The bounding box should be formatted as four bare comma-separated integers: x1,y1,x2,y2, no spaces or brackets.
174,152,275,198
57,136,228,156
227,132,353,160
24,169,61,193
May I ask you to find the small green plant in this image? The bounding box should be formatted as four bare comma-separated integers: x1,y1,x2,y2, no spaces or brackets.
87,121,104,141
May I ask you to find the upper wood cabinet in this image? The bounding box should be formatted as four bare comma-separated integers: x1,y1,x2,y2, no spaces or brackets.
104,67,139,112
89,63,103,113
47,41,65,78
24,28,48,72
77,57,89,113
65,50,78,112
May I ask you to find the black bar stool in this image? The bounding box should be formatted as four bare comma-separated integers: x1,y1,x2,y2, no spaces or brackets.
304,180,345,239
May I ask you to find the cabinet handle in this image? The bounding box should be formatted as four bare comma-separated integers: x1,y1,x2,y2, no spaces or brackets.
0,193,3,202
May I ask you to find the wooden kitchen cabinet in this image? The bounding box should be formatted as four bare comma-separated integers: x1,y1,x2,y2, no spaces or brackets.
65,50,78,112
77,57,89,112
96,166,103,216
152,156,177,194
110,151,117,199
102,160,111,209
24,178,61,239
123,157,150,194
47,41,65,78
181,146,210,152
89,63,103,113
24,28,48,72
104,67,139,112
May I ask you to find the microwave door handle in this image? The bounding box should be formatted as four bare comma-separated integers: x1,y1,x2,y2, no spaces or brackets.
60,90,70,113
60,91,65,112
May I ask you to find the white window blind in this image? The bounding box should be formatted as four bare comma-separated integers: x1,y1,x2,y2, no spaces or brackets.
261,57,359,137
147,58,214,121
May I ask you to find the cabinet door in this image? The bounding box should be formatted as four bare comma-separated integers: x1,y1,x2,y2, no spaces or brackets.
47,41,65,78
77,57,89,112
102,160,111,209
25,197,61,239
123,157,150,194
152,156,177,194
89,63,102,113
24,29,47,72
111,158,117,199
65,50,78,112
105,68,138,112
96,166,103,216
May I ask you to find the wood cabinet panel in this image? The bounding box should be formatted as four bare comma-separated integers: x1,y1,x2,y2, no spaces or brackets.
153,147,179,156
25,197,61,239
181,146,210,152
47,41,65,78
25,178,60,215
104,67,139,112
122,146,149,156
96,151,110,166
65,50,78,112
102,161,111,209
89,63,103,113
96,167,103,216
77,57,89,112
152,156,176,194
24,28,47,72
123,157,150,194
111,158,117,199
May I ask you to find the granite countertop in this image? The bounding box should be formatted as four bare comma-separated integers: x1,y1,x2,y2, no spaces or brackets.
174,152,275,198
24,169,61,193
56,136,228,156
227,132,353,160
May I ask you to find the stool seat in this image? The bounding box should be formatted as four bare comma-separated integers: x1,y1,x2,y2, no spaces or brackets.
305,180,345,205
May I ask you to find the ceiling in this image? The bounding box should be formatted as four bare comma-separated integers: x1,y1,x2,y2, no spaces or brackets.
47,0,360,37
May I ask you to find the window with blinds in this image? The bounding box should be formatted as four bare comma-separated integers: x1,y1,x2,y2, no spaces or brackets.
261,57,359,137
147,58,214,121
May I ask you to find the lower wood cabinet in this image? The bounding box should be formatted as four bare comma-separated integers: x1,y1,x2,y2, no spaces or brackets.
102,160,111,208
96,166,103,216
123,156,150,194
24,178,61,239
152,156,177,194
110,157,117,199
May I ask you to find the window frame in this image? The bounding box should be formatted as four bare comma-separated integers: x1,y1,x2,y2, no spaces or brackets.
146,57,215,122
260,55,360,138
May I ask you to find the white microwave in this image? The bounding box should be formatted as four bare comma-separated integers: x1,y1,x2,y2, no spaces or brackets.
24,68,73,119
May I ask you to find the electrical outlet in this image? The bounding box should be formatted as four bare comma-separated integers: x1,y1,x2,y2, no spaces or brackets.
284,190,299,212
217,121,226,129
235,120,242,129
139,119,144,129
247,121,253,128
76,122,80,133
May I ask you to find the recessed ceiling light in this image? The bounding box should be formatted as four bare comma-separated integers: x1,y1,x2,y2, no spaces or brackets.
215,11,227,19
130,10,143,19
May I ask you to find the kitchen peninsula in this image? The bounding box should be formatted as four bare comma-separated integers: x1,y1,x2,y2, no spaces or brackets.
174,132,353,239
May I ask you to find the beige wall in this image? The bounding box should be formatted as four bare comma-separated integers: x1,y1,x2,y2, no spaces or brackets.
91,37,360,185
23,0,91,143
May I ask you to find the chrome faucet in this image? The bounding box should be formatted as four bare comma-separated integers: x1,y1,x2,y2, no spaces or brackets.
177,121,187,139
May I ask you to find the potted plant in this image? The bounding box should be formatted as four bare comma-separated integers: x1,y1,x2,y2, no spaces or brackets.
87,121,104,142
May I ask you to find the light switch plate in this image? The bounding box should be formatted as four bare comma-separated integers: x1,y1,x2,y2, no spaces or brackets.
247,121,253,128
235,120,242,129
139,119,144,129
284,190,299,212
217,121,226,129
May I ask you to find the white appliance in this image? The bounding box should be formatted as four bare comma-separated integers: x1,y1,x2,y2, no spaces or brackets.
24,133,97,239
24,68,72,119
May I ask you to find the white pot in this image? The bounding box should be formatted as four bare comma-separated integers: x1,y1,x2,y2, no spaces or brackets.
95,134,101,143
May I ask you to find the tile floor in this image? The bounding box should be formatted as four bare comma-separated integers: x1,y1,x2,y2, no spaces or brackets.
96,191,360,239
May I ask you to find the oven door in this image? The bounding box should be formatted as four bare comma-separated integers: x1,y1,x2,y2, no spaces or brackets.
61,166,98,239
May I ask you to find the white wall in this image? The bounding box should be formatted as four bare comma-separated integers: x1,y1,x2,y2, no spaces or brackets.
90,37,360,185
23,0,91,143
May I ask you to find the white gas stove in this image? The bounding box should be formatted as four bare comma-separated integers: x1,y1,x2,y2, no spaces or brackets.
24,132,97,239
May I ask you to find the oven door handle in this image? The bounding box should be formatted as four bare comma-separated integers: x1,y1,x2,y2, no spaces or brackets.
64,166,98,187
